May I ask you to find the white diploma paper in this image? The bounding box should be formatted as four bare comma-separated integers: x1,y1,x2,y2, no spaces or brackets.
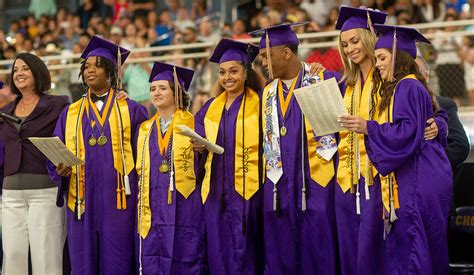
176,125,224,154
294,77,348,136
28,137,84,166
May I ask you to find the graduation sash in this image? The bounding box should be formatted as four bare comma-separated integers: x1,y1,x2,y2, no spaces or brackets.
136,110,196,238
337,67,379,194
64,90,134,215
201,88,260,203
261,64,335,188
379,75,417,221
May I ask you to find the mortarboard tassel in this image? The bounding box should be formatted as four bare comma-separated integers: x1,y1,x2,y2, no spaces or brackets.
389,29,397,82
173,66,183,109
265,31,274,80
116,172,122,209
367,11,376,36
117,48,122,89
75,199,81,221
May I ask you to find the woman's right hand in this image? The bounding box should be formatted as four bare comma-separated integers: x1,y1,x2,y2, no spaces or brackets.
190,138,207,153
56,163,72,177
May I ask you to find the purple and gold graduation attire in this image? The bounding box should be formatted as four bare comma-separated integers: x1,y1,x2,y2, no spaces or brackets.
252,24,342,275
366,24,452,274
335,7,388,275
49,36,148,275
195,39,265,274
135,62,206,274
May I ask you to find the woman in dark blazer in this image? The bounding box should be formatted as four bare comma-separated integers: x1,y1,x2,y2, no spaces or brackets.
0,52,69,275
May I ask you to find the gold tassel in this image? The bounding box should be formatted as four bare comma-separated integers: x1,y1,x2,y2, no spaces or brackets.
116,172,122,209
117,47,123,90
168,190,172,205
121,186,127,209
389,29,397,82
388,174,398,222
265,31,274,80
173,66,183,109
367,11,376,36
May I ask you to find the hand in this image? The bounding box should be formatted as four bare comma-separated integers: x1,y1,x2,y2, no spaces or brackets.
56,163,72,177
339,114,368,134
308,62,325,76
424,117,438,140
190,138,207,153
116,89,128,100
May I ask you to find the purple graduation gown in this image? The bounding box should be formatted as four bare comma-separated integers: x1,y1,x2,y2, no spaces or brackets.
365,79,452,275
49,98,148,275
335,77,385,275
135,123,206,275
261,71,340,275
195,92,265,275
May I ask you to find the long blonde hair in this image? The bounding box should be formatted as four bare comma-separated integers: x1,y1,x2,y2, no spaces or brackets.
338,28,377,87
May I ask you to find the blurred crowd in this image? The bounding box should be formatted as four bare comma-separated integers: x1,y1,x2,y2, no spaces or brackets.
0,0,474,111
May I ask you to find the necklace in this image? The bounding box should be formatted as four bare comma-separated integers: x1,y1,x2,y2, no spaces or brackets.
19,96,39,112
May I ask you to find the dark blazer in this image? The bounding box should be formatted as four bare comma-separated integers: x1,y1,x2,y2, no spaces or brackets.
437,96,470,170
0,94,69,177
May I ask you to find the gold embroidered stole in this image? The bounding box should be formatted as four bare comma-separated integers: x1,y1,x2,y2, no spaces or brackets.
337,68,378,193
261,71,334,187
136,110,196,238
201,88,260,203
65,93,133,214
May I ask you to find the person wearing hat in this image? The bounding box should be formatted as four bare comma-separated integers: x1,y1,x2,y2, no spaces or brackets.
135,62,206,274
193,38,265,274
50,35,148,274
250,23,344,274
339,25,452,274
334,6,388,275
335,7,448,274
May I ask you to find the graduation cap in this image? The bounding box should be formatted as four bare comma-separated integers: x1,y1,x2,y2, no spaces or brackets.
248,23,305,79
149,62,195,109
81,35,130,66
374,24,430,58
208,38,259,65
335,6,387,32
374,24,431,81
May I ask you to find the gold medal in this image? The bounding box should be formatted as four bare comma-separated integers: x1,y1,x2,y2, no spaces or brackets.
97,134,108,146
159,161,170,173
280,126,287,137
88,136,97,146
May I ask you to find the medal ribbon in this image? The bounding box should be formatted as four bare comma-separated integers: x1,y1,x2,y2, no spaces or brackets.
155,113,175,157
86,89,115,133
277,70,301,118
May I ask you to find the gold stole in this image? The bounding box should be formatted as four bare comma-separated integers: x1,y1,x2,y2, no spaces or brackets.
379,74,417,216
337,68,378,193
65,93,134,214
136,110,196,238
201,88,260,203
261,71,334,187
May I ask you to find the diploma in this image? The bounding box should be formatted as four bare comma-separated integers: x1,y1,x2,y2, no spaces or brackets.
176,125,224,154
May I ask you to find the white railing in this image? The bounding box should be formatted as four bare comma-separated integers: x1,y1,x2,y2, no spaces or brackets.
0,19,472,76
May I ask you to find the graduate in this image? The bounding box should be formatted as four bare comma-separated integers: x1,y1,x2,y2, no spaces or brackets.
50,35,148,274
335,7,448,274
135,62,206,274
334,7,388,275
339,25,453,275
193,38,265,274
250,24,342,274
